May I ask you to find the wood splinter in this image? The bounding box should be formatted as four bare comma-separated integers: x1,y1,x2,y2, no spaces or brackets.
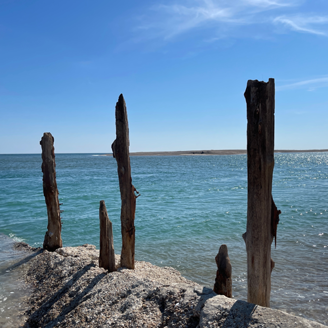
271,196,281,248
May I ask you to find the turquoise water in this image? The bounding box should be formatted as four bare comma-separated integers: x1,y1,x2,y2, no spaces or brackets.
0,153,327,325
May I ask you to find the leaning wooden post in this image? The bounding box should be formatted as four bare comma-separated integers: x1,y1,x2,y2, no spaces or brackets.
111,94,139,269
213,244,232,298
99,200,116,272
40,132,62,251
244,79,275,307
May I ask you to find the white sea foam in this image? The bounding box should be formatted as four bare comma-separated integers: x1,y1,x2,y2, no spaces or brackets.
0,234,31,327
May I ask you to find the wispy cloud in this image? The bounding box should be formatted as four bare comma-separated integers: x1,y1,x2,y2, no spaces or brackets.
137,0,298,39
143,1,235,39
274,15,328,36
277,77,328,91
137,0,328,41
239,0,295,9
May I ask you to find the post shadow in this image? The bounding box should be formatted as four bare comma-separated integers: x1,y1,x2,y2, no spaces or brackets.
221,300,258,327
24,263,96,327
0,249,43,275
43,272,106,328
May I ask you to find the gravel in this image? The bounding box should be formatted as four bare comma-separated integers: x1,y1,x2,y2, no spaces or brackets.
16,243,327,328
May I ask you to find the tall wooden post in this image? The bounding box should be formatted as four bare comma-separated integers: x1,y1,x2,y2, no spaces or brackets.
244,79,275,307
99,200,116,272
111,94,139,269
40,132,62,251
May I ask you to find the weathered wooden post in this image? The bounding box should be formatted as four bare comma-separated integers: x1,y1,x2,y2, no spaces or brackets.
99,200,116,272
213,244,232,297
112,94,139,269
40,132,62,251
244,79,275,307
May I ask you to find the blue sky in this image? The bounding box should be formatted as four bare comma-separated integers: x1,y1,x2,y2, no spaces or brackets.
0,0,327,153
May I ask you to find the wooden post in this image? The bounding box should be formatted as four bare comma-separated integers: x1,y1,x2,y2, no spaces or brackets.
40,132,62,251
213,244,232,298
99,200,115,272
244,79,275,307
111,94,139,269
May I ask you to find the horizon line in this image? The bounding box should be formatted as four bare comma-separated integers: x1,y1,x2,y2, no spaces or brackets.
1,149,328,155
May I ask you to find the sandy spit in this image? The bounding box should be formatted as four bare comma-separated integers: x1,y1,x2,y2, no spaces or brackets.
104,149,328,157
15,243,327,328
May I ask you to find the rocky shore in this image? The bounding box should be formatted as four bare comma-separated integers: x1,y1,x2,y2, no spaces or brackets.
15,243,327,328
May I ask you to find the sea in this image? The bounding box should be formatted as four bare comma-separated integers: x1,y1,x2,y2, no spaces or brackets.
0,152,327,325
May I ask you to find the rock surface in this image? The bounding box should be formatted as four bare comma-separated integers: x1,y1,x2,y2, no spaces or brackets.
19,243,327,328
200,296,327,328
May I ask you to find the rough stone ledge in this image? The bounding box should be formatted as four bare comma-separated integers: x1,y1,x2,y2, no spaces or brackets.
14,243,327,328
200,295,327,328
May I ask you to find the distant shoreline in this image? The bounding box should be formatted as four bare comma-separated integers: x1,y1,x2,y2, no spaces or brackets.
104,149,328,156
1,149,328,156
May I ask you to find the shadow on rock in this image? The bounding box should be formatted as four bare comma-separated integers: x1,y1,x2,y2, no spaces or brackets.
200,295,259,328
24,263,97,327
0,249,43,275
221,300,258,328
43,272,106,328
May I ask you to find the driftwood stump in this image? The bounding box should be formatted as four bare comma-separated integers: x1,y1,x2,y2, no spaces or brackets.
213,244,232,297
40,132,62,251
112,94,139,269
244,79,275,307
99,200,115,272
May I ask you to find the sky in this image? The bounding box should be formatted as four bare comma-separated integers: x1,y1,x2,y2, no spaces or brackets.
0,0,327,153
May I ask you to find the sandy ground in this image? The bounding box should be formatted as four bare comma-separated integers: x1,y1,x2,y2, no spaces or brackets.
16,243,327,328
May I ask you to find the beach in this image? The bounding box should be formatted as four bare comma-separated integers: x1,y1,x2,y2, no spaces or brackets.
4,241,327,327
